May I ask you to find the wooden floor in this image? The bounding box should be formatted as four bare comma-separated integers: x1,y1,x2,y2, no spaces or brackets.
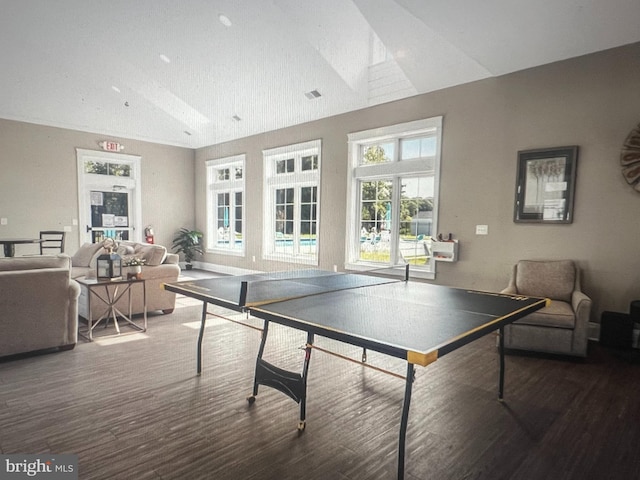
1,292,639,479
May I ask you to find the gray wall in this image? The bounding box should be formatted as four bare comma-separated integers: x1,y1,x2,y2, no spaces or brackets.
0,120,195,254
196,42,640,321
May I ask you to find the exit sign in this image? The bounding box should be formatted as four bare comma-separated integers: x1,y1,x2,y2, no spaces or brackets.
99,141,124,152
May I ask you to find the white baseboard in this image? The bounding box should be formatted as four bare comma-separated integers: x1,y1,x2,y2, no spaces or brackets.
190,261,261,276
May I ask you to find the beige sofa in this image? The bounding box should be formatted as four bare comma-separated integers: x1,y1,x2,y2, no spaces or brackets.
70,241,181,321
0,254,80,357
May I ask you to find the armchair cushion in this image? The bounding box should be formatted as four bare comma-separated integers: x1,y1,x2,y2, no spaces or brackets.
513,300,575,329
514,260,575,302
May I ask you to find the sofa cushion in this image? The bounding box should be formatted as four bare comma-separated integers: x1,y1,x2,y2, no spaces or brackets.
134,244,167,266
71,243,103,267
116,244,135,256
515,260,575,302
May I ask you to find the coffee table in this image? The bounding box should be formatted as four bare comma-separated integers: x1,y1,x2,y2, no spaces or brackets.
77,276,147,341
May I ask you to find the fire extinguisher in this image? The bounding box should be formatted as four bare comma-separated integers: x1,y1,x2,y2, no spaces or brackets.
145,226,155,244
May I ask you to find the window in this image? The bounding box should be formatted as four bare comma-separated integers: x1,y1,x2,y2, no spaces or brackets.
263,140,321,265
84,160,131,177
206,155,245,255
346,118,442,279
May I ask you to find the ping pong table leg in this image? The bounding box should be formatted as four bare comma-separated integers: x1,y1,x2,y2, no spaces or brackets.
498,326,505,400
398,363,415,480
247,324,313,432
298,332,314,432
196,301,208,375
248,320,270,403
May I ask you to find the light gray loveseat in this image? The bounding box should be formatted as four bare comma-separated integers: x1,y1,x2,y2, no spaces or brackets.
501,259,591,357
0,254,80,357
70,241,181,321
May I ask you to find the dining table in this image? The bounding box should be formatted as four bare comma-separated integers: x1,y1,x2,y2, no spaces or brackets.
0,238,45,257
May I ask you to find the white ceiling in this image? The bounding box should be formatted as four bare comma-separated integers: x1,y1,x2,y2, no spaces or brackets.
1,0,639,149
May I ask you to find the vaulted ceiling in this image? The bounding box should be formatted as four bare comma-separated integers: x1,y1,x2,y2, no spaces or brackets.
2,0,639,149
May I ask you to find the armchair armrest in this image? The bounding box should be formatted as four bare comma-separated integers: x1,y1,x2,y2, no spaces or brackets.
572,290,592,324
500,264,518,295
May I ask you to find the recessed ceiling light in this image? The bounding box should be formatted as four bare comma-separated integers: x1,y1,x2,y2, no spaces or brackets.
219,14,232,27
111,86,121,93
160,54,171,64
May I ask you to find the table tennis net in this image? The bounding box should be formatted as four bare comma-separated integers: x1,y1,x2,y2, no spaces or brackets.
239,267,406,308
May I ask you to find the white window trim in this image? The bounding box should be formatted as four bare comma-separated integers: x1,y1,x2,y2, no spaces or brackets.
262,139,321,265
206,154,246,257
76,148,142,244
345,117,442,279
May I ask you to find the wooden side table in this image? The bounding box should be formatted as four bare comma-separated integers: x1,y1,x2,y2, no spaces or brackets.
77,276,147,341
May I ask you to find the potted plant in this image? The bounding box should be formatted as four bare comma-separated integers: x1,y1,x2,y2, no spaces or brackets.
123,257,146,280
172,228,203,270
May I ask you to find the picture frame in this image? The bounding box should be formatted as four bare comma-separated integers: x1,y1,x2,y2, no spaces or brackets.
514,146,578,223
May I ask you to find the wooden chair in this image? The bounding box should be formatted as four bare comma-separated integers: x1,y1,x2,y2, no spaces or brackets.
39,231,66,254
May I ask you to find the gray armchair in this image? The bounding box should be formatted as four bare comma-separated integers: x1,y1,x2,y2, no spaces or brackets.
501,260,591,357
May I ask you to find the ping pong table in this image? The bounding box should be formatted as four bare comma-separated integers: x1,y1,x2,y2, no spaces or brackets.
163,267,547,479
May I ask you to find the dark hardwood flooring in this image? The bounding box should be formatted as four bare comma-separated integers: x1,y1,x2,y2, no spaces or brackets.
1,290,639,479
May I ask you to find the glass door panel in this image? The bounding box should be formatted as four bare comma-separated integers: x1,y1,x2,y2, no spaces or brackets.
89,190,131,243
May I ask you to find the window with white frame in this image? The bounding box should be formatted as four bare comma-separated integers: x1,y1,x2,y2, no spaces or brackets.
263,140,321,265
206,155,245,255
346,117,442,278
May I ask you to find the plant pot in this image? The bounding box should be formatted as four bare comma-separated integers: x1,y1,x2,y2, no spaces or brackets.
127,265,143,280
185,263,193,270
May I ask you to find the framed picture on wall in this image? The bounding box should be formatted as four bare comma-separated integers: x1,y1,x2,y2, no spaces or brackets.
514,146,578,223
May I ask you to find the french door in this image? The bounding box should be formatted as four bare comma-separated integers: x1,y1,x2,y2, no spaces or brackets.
76,149,142,244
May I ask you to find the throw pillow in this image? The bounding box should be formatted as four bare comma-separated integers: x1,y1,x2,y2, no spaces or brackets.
71,243,103,267
134,244,167,266
116,245,135,256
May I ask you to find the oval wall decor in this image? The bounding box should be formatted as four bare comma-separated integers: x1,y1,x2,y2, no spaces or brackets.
621,122,640,192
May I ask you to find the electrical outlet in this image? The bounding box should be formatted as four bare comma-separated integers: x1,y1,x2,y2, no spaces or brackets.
475,224,489,235
0,218,7,225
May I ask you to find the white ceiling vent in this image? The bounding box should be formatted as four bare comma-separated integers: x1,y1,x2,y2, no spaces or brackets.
305,89,322,99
